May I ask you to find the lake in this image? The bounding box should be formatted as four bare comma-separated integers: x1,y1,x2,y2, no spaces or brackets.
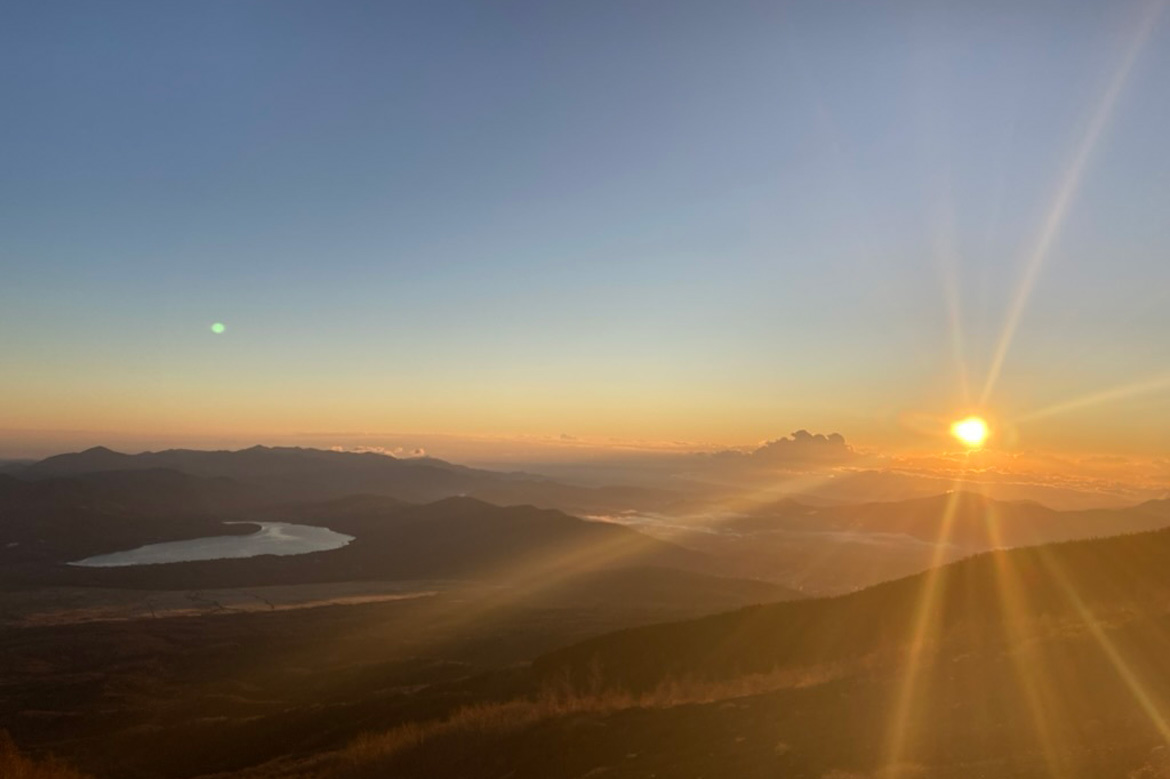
69,522,355,568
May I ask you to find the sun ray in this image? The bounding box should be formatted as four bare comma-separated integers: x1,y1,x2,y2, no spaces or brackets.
940,257,973,408
1033,545,1170,744
882,486,968,775
1014,371,1170,423
926,119,973,408
269,510,710,680
983,497,1070,776
666,449,892,522
980,1,1164,405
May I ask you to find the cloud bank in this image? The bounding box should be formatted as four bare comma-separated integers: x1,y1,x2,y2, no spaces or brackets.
703,430,858,468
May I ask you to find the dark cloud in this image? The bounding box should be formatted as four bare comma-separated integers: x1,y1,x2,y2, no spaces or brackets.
703,430,856,467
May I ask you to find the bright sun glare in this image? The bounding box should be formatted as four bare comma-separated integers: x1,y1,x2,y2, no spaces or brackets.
951,416,990,448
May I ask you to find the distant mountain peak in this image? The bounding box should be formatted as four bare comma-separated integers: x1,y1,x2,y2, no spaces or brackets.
80,445,120,455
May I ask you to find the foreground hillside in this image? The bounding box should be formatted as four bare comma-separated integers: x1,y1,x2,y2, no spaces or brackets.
282,525,1170,779
0,566,796,778
0,732,89,779
538,524,1170,687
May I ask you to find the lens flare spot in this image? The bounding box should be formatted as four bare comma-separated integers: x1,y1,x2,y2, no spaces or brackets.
210,322,226,334
951,416,989,448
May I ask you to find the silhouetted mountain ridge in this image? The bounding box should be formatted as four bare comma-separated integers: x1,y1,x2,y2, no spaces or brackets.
20,445,676,514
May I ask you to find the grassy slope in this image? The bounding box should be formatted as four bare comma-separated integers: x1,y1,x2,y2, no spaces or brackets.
0,565,794,779
0,731,90,779
303,527,1170,779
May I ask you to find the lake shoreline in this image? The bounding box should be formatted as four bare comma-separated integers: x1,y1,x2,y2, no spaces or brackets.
69,521,355,568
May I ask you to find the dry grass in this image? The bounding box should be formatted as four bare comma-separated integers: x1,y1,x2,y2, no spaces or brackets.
336,660,847,776
0,732,91,779
1131,746,1170,778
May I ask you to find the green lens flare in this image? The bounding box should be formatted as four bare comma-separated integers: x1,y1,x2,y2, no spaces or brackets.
210,322,226,334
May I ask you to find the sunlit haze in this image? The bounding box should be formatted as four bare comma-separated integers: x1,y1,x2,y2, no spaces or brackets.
8,5,1170,779
4,1,1170,485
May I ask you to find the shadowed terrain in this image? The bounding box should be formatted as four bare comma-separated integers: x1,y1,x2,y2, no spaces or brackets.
257,526,1170,779
6,448,1170,778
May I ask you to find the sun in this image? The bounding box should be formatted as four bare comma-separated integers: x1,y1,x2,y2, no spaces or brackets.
951,416,990,448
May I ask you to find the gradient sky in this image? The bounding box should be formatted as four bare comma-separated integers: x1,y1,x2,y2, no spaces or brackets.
3,0,1169,459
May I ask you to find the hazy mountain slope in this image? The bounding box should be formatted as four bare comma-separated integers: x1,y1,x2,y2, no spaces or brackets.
535,524,1170,691
738,491,1170,549
504,565,798,609
636,491,1170,593
0,459,36,475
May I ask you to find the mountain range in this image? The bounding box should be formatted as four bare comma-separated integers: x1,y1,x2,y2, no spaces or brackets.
6,445,1170,777
18,445,678,514
9,446,1170,596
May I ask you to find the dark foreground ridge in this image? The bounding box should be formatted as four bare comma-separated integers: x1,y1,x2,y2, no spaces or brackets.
303,526,1170,779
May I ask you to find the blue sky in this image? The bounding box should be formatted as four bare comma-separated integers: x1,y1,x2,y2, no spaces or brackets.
3,0,1169,454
